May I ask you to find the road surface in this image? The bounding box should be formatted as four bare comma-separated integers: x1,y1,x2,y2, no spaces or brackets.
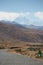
0,49,43,65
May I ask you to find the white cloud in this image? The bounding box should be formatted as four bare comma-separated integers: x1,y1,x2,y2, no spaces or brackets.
19,12,30,17
34,12,43,20
0,11,30,21
0,12,20,21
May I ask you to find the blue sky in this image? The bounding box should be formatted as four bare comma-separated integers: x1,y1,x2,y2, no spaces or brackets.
0,0,43,26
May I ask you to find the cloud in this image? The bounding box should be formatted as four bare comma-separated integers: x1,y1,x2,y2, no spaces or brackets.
19,12,30,17
0,12,20,21
0,11,30,21
34,12,43,20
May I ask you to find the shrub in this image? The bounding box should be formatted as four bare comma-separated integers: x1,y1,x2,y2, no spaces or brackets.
38,50,42,57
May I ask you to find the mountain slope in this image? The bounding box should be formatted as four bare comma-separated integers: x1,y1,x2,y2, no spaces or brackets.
0,21,43,48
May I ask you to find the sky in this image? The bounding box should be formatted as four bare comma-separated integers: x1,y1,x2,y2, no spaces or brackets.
0,0,43,26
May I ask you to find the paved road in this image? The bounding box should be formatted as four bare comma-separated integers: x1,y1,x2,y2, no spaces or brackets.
0,49,43,65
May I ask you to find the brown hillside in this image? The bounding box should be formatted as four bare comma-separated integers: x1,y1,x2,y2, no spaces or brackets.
0,22,43,48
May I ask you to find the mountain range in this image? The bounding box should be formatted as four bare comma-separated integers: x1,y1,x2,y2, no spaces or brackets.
22,24,43,30
0,21,43,48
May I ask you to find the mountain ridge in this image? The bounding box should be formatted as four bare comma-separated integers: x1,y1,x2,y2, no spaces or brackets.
0,21,43,44
0,21,43,48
